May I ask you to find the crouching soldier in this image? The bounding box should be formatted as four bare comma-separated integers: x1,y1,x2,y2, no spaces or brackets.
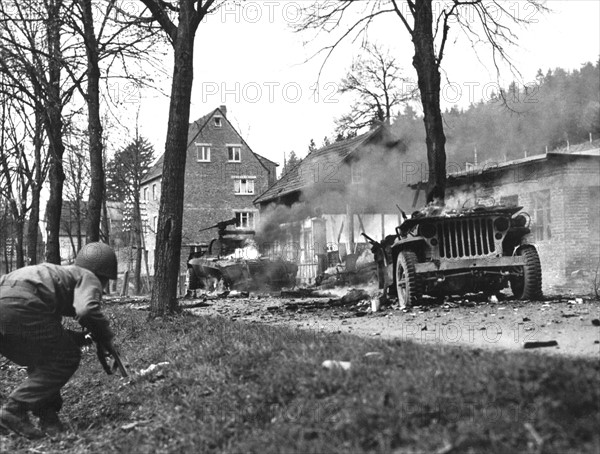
0,242,119,438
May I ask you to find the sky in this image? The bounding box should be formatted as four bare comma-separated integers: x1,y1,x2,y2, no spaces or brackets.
128,0,600,171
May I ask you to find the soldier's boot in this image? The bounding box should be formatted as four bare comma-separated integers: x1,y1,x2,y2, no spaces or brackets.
37,409,65,436
0,399,44,439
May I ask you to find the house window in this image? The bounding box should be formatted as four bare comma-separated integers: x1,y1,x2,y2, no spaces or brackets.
531,190,551,242
351,162,362,184
235,211,255,229
234,178,255,195
153,216,158,232
214,117,222,128
143,187,148,200
196,144,211,162
152,184,157,200
228,146,241,162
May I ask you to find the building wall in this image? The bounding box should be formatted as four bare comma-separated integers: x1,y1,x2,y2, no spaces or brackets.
59,237,79,264
181,115,273,271
139,187,160,275
140,110,276,275
446,156,600,291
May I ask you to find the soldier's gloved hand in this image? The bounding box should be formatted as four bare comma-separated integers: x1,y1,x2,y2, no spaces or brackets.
95,338,128,376
65,329,94,347
99,338,120,358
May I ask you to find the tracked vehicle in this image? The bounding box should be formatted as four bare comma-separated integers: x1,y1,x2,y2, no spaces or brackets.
186,218,297,292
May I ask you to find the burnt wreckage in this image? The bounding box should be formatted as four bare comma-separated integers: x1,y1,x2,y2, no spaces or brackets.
369,203,542,307
187,218,298,292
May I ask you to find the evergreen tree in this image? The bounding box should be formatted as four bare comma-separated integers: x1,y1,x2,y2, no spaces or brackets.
281,150,301,176
106,136,155,294
106,137,155,202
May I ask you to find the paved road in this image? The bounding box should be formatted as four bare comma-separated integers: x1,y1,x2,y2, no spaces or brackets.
185,289,600,358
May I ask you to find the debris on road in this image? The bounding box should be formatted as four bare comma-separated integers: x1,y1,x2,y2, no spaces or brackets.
561,312,577,318
340,288,370,305
322,360,351,371
523,341,559,349
280,289,337,298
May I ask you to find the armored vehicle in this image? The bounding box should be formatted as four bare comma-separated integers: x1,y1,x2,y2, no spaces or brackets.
375,203,542,307
187,218,298,292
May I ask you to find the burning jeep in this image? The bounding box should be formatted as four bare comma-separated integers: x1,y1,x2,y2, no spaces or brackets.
187,218,298,293
373,203,542,307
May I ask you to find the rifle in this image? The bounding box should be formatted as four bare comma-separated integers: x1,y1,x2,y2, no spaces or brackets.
361,232,382,252
86,334,130,377
361,232,388,267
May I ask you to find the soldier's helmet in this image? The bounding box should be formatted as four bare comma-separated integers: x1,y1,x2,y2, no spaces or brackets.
75,242,118,280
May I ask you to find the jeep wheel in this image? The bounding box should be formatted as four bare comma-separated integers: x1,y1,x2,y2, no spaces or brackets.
510,245,543,300
396,251,421,308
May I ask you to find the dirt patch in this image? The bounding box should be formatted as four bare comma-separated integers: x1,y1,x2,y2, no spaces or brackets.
184,290,600,358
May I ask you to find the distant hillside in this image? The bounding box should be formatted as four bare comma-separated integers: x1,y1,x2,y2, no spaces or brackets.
391,61,600,167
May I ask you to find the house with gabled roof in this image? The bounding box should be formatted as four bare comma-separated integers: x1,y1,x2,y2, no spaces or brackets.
254,123,411,284
140,105,278,275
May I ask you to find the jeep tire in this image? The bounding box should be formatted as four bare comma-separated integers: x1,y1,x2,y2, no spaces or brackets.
510,245,543,300
396,251,422,308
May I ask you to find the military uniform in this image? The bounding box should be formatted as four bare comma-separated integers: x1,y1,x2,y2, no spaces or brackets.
0,263,114,435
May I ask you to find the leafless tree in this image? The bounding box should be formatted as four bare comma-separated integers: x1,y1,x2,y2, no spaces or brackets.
64,0,166,243
297,0,547,204
1,0,167,263
336,44,416,135
62,139,91,258
0,0,78,263
0,202,16,273
0,86,49,268
138,0,223,316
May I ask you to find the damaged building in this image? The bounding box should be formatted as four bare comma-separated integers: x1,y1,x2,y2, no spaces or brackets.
254,124,412,285
140,105,278,275
411,141,600,293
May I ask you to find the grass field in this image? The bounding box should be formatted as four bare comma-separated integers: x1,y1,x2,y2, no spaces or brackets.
1,302,599,453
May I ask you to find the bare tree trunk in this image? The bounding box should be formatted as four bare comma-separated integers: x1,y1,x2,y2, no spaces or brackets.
80,0,104,243
3,241,10,273
412,0,446,205
150,11,197,316
8,204,25,269
45,141,65,264
101,197,110,243
27,112,44,265
135,245,142,294
27,190,41,265
44,0,66,264
133,200,142,294
69,232,77,259
76,201,83,252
